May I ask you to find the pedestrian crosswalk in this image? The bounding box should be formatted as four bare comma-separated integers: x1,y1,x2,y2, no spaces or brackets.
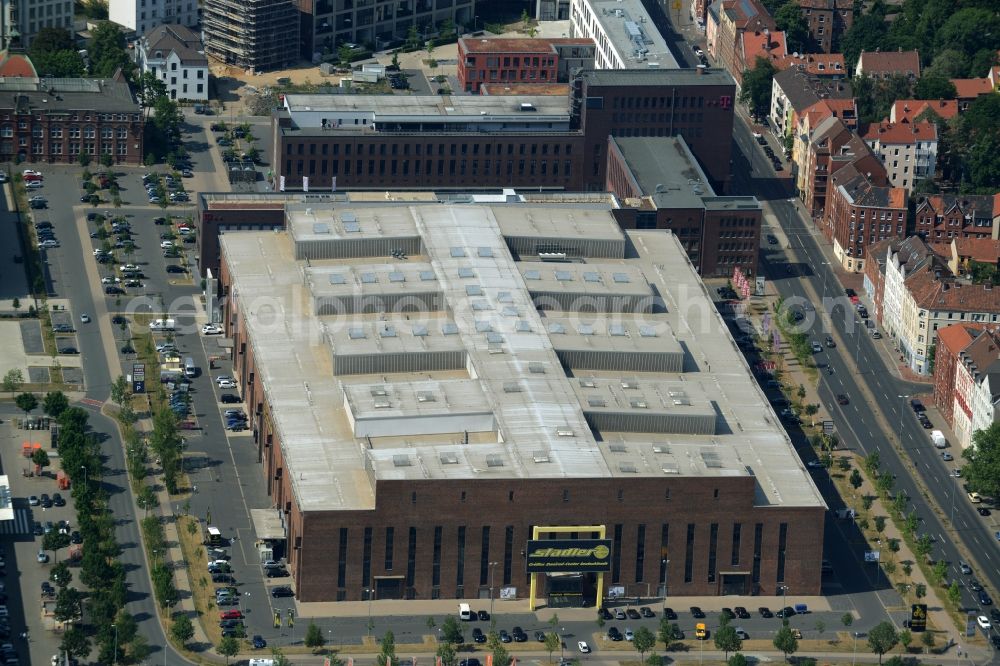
0,509,32,536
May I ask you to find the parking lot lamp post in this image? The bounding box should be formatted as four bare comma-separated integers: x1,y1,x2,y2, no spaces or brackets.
365,587,375,636
489,561,499,619
778,584,788,614
79,465,87,487
852,631,858,666
112,623,118,666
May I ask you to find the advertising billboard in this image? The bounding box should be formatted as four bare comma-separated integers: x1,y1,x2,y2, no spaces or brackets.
525,539,612,573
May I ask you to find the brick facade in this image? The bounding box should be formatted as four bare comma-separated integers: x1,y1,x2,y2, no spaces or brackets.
218,251,825,603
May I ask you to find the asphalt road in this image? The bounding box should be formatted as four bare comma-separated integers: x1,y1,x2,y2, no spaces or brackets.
728,110,1000,646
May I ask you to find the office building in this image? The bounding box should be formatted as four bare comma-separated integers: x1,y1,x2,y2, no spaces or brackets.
0,73,143,165
0,0,73,49
457,37,595,94
569,0,679,70
109,0,199,36
295,0,475,62
270,68,736,196
217,199,826,602
203,0,299,72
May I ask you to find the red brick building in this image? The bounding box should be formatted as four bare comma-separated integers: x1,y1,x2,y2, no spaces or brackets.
826,163,908,272
271,68,737,195
0,72,143,166
914,194,1000,243
797,0,853,54
933,324,998,428
457,37,595,94
605,136,761,278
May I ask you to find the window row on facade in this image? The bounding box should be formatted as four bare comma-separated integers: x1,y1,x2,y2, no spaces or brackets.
286,158,577,179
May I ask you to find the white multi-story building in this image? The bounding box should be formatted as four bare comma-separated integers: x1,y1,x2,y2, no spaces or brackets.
569,0,678,69
137,24,208,101
881,237,935,347
862,120,938,193
0,0,73,49
110,0,198,36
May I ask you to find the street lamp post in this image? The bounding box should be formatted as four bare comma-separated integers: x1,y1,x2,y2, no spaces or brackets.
79,465,88,487
778,584,789,614
560,626,565,662
112,623,118,666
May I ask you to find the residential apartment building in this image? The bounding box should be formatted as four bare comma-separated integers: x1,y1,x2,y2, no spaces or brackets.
569,0,678,70
948,327,1000,448
914,194,1000,243
270,68,737,195
934,324,984,428
797,0,852,54
854,49,920,81
137,24,208,102
0,74,143,165
294,0,475,61
769,68,852,144
889,99,958,124
942,238,1000,278
950,67,1000,111
713,0,774,85
203,0,299,72
0,0,73,49
799,116,852,218
457,38,595,94
110,0,198,35
862,237,895,326
605,135,762,277
734,29,786,88
827,163,907,273
879,236,937,345
861,120,937,193
880,236,1000,375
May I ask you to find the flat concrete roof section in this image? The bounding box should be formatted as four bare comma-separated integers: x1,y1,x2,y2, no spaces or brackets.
0,475,13,523
587,0,678,68
221,203,824,512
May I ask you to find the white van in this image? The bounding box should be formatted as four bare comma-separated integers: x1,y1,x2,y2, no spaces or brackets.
459,603,473,621
184,357,197,378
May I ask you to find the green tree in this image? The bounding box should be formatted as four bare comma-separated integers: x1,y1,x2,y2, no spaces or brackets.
841,612,853,628
850,469,864,491
43,530,70,562
814,620,825,640
60,626,91,660
728,654,748,666
218,635,240,664
931,560,947,583
915,583,926,600
137,71,168,112
634,626,656,661
436,641,458,666
2,368,23,396
658,617,674,649
739,57,778,121
714,623,742,659
899,629,912,652
840,11,888,69
863,450,881,476
50,560,72,588
305,621,326,651
54,586,83,622
32,447,50,471
874,515,886,535
377,630,398,666
947,581,961,605
936,8,1000,62
867,621,899,664
171,613,195,645
136,484,159,516
29,27,86,77
773,625,798,661
915,534,932,558
405,24,421,51
88,21,134,79
440,615,464,643
544,632,561,663
914,74,957,100
15,391,38,416
339,43,354,67
920,630,935,653
43,390,69,417
487,630,510,666
774,1,811,53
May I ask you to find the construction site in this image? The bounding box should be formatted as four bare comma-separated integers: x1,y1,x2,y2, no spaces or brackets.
202,0,300,73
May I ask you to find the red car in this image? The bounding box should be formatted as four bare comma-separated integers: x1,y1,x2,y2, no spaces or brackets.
219,609,244,620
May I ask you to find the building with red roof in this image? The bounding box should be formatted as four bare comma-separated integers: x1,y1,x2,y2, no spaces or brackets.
854,49,920,81
934,324,990,427
861,119,937,193
950,66,999,111
826,161,908,272
914,194,1000,243
889,99,958,123
797,0,853,54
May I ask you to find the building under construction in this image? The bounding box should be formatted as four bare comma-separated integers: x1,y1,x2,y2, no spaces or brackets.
203,0,299,72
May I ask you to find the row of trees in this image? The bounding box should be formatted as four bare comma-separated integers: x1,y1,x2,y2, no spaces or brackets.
42,397,150,664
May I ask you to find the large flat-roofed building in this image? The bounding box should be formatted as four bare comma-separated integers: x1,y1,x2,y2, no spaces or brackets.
218,200,825,603
271,68,736,195
569,0,679,70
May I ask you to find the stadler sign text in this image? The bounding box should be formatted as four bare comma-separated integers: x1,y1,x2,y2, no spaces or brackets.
526,539,613,573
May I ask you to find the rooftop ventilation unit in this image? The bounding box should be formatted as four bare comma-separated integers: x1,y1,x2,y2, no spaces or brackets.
392,454,412,467
486,454,505,467
440,452,459,464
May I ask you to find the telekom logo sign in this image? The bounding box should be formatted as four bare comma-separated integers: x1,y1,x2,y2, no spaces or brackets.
719,95,733,110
